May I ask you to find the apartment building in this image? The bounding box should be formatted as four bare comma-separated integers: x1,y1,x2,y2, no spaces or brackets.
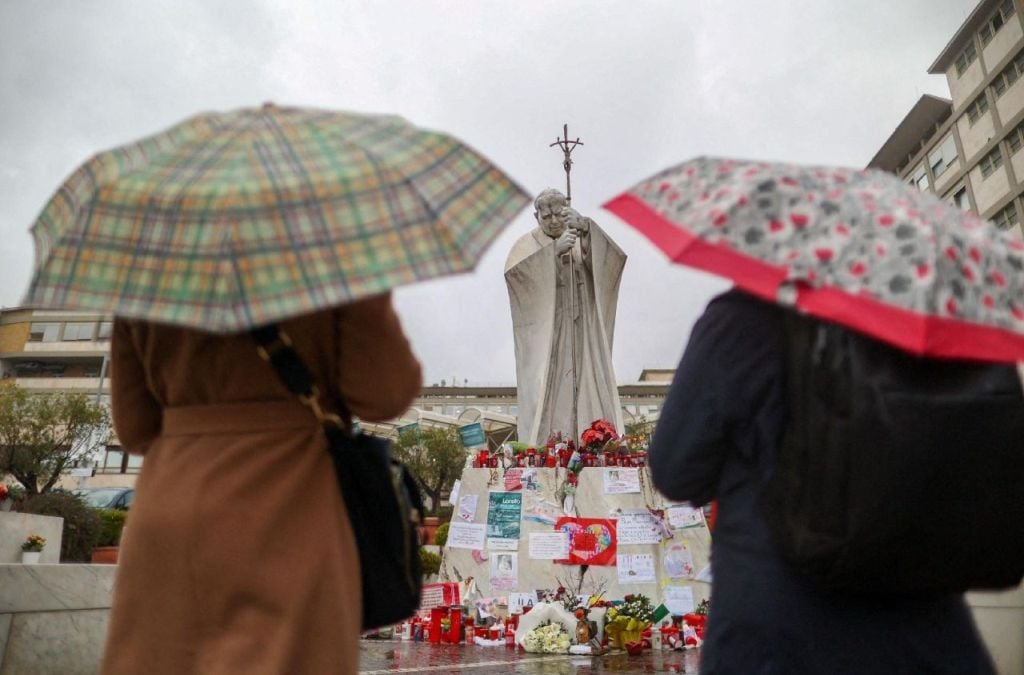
869,0,1024,238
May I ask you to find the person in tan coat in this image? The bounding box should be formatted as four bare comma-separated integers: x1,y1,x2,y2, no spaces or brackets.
101,294,422,675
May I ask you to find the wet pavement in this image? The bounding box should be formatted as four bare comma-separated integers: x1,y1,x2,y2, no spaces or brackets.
358,640,701,674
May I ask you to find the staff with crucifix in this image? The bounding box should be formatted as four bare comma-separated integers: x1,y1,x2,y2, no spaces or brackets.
504,124,628,447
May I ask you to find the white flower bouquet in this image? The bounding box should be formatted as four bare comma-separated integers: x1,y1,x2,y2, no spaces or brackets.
522,621,571,654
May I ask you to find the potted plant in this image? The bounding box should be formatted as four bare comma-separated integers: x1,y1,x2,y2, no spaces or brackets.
91,508,128,564
21,533,46,564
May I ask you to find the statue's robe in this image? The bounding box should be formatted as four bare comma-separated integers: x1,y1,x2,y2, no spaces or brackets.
504,223,626,445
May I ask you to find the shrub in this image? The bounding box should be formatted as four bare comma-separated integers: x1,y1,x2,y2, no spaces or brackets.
435,504,454,522
434,521,450,547
96,509,128,547
18,491,101,562
420,548,442,577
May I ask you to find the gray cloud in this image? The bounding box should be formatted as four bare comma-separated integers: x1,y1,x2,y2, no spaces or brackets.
0,0,973,384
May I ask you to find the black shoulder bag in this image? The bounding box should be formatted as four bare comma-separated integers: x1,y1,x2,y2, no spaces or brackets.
252,325,424,629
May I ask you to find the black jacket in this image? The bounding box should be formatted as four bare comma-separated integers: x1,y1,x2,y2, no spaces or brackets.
649,290,994,675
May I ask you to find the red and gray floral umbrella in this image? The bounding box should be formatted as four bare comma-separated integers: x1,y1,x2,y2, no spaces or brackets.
605,156,1024,362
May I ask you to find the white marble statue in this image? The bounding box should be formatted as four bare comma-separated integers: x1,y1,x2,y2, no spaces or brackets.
505,188,626,446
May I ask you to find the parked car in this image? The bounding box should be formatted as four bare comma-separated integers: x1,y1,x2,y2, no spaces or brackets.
74,487,134,510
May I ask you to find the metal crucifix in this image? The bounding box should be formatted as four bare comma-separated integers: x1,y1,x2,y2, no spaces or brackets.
549,123,583,204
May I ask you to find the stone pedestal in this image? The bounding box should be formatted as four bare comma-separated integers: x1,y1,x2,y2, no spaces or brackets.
440,467,711,613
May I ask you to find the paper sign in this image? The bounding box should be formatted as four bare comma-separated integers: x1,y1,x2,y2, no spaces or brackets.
554,517,617,566
447,479,461,507
459,422,486,448
418,582,461,612
663,542,696,579
487,537,519,551
603,468,641,494
528,532,571,560
458,494,479,522
522,493,562,525
504,468,523,491
486,491,522,547
696,565,713,583
617,510,664,545
666,504,704,529
447,522,486,550
490,552,518,591
508,591,538,613
617,553,656,583
664,586,695,615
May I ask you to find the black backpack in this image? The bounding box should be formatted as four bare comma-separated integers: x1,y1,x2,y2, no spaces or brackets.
761,310,1024,595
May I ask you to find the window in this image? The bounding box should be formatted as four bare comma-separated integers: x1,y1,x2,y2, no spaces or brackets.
97,322,113,341
911,165,930,191
62,322,96,341
966,94,990,124
992,201,1019,230
102,450,124,473
980,146,1004,177
993,49,1024,96
948,186,970,210
28,323,61,343
955,41,978,76
980,0,1016,45
1010,120,1024,154
928,134,959,178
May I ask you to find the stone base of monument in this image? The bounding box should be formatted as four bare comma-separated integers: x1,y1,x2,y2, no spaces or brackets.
0,563,117,673
440,467,711,619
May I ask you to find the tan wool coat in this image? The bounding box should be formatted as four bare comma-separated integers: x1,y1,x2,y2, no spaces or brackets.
101,294,422,675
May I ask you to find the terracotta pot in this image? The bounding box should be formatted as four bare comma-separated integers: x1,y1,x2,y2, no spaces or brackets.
91,546,119,565
420,516,441,545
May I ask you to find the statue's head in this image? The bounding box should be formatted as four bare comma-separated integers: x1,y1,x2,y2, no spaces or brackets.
534,188,569,238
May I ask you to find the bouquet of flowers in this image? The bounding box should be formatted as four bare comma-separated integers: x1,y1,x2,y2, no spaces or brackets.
604,593,654,649
522,621,571,654
22,534,46,553
580,419,618,453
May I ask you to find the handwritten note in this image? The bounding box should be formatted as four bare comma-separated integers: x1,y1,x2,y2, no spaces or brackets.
617,510,664,545
447,522,486,550
528,532,570,560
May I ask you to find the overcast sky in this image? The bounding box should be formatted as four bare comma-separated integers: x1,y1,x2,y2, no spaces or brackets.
0,0,975,385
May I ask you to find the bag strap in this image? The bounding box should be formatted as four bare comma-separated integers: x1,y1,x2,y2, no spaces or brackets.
251,324,354,434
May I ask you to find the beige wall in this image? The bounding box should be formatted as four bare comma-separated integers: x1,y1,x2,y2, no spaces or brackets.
973,164,1012,213
996,74,1024,127
948,57,986,108
983,14,1024,75
959,111,998,163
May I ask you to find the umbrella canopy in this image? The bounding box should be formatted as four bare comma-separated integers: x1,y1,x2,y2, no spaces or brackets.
605,156,1024,362
25,104,530,332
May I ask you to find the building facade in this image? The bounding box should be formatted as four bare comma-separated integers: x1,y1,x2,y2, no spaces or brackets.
1,307,671,485
869,0,1024,238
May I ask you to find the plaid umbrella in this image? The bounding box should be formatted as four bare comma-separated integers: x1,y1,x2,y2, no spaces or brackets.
605,156,1024,362
25,104,530,332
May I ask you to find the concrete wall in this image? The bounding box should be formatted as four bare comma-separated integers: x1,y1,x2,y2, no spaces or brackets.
0,512,63,564
949,54,986,109
996,72,1024,129
974,164,1013,213
0,564,116,675
959,110,997,163
0,324,28,355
